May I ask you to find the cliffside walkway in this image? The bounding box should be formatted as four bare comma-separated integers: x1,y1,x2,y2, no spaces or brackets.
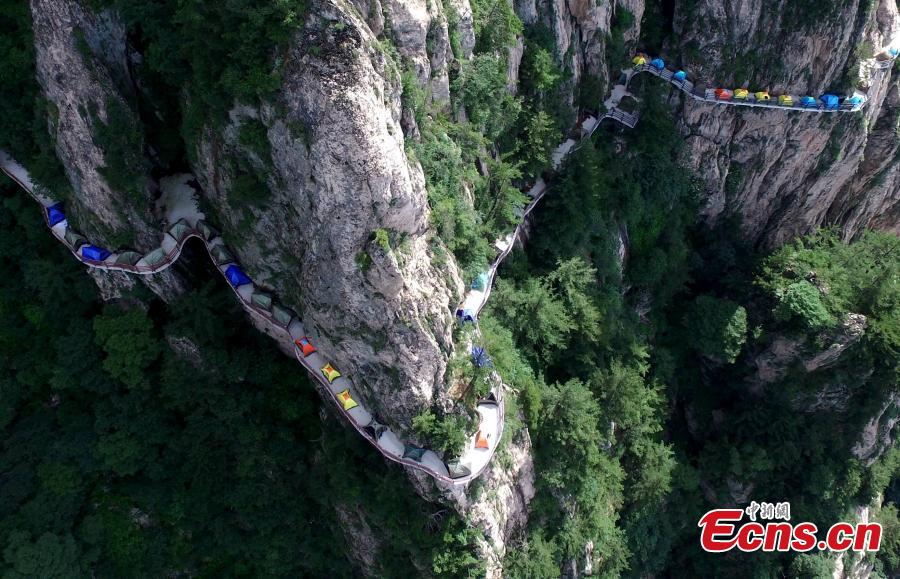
2,38,896,485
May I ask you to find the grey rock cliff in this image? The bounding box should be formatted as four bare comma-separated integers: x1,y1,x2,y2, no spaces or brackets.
670,0,900,247
31,0,158,250
191,0,463,436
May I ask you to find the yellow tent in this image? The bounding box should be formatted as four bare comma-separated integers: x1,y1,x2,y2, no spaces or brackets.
754,91,771,101
337,389,359,411
734,88,749,100
632,55,647,66
321,363,342,383
778,95,794,106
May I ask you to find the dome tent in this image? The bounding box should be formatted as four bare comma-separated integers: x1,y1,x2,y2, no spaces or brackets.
471,272,489,291
224,264,252,287
800,96,817,108
674,70,687,81
321,363,341,383
734,88,749,100
778,95,794,106
714,88,732,100
650,58,665,70
632,54,647,66
820,94,840,109
294,336,316,357
456,308,476,323
46,203,66,227
337,389,358,411
81,245,111,262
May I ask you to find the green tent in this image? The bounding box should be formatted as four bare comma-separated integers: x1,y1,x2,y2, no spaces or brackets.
271,304,295,327
64,229,87,250
168,218,192,242
196,220,218,240
114,251,142,265
210,245,234,266
403,446,427,461
142,247,167,267
251,291,273,311
447,461,472,479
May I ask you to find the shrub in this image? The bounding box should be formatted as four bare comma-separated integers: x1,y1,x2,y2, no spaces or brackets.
685,295,748,363
775,281,833,330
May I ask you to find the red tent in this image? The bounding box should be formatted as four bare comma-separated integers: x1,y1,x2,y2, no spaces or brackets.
294,336,316,357
714,88,732,100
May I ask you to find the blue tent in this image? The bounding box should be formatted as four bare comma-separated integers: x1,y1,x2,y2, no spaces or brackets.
847,95,864,106
471,346,493,368
800,96,817,108
673,70,687,81
820,94,840,109
471,272,489,291
650,58,665,70
456,308,476,323
46,203,66,227
81,245,110,262
225,264,252,287
890,47,899,57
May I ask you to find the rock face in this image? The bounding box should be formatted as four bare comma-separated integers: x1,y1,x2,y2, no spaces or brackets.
30,0,157,249
191,0,462,435
669,0,900,248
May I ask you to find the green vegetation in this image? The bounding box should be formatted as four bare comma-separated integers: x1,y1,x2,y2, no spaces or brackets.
685,294,748,363
91,98,150,203
0,181,483,577
413,409,470,457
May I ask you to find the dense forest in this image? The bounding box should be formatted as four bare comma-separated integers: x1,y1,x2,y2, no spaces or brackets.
0,183,484,577
1,0,898,576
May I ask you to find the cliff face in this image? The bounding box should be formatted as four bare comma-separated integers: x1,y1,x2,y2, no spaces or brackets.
190,0,462,435
669,0,900,248
31,0,158,249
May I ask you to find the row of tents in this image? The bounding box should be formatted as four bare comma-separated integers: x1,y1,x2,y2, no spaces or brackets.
632,54,865,110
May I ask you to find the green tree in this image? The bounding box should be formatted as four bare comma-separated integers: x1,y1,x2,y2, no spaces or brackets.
774,281,833,330
684,295,748,363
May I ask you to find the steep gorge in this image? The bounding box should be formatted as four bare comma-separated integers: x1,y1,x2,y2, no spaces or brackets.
5,0,900,575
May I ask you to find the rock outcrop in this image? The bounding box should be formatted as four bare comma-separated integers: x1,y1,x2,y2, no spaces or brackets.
191,0,463,435
669,0,900,248
31,0,158,249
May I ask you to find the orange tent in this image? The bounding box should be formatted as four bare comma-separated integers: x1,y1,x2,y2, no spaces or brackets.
294,336,317,357
475,430,489,449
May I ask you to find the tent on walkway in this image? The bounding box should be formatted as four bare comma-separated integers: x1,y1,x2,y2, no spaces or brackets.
632,54,647,66
650,58,665,70
271,304,295,327
114,251,142,265
456,308,476,323
225,264,252,287
251,291,273,310
294,336,317,357
46,203,66,227
447,461,472,479
196,220,217,240
471,272,489,291
403,446,427,461
733,88,749,100
800,96,818,108
321,363,341,383
674,70,687,82
364,421,387,441
475,430,489,449
821,94,840,109
847,95,864,106
168,219,192,242
81,245,111,262
754,91,771,101
64,229,87,250
714,89,732,100
337,389,358,411
210,245,234,266
471,345,493,368
142,247,167,267
778,95,794,106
